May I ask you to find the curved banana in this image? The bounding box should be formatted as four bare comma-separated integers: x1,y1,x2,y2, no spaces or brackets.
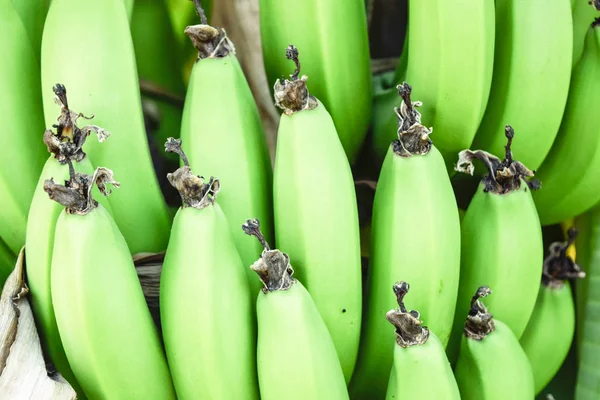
26,84,113,396
351,83,460,399
447,126,544,363
8,0,50,59
520,228,585,394
47,165,176,399
42,0,171,254
373,0,495,168
384,282,461,400
454,287,535,399
160,138,258,399
572,0,600,66
532,24,600,225
180,4,273,295
470,0,572,171
260,0,371,161
131,0,185,166
272,46,361,382
0,1,47,254
243,219,349,400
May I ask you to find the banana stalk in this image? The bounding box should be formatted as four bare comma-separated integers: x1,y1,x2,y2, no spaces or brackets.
260,0,371,161
0,1,47,254
46,165,176,399
160,138,258,399
41,0,171,254
447,126,544,363
26,84,113,396
384,282,461,400
272,46,361,381
243,220,349,400
180,3,272,295
454,287,536,399
532,23,600,225
351,83,460,400
520,228,585,394
572,0,600,66
373,0,495,169
471,0,573,171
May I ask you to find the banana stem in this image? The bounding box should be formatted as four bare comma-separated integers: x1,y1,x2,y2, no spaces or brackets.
191,0,208,25
286,45,301,81
273,45,318,115
542,229,586,288
243,219,295,292
385,281,430,347
464,286,495,340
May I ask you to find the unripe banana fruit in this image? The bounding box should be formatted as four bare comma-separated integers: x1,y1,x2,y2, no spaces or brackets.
384,282,461,400
454,287,535,399
160,138,258,400
260,0,371,161
447,126,544,363
46,166,176,399
0,239,15,286
272,46,361,381
520,228,586,394
351,83,460,400
180,3,273,296
572,0,600,66
243,219,349,400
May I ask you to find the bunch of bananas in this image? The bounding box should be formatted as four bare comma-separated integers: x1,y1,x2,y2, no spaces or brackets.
1,0,600,398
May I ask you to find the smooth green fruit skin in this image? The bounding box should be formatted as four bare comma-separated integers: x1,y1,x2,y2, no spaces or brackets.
0,1,46,254
0,238,15,286
51,205,176,399
385,333,461,400
42,0,171,254
447,183,544,363
26,156,113,396
471,0,573,171
9,0,50,60
273,102,361,382
520,283,575,394
350,145,460,400
533,27,600,226
572,0,599,66
455,320,535,400
161,205,258,400
260,0,372,161
575,205,600,399
256,281,349,400
131,0,184,161
181,55,273,296
124,0,134,20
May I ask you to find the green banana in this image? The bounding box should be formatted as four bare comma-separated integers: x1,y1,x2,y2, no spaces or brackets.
351,83,460,399
272,46,361,382
532,23,600,226
42,0,171,254
520,228,585,394
572,0,600,66
242,219,349,400
471,0,573,171
124,0,134,21
8,0,50,60
26,84,113,396
180,5,272,295
384,282,461,400
447,126,544,363
260,0,371,161
0,0,47,255
0,238,15,287
575,204,600,399
46,165,176,399
160,138,258,399
373,0,495,168
130,0,185,165
454,287,536,399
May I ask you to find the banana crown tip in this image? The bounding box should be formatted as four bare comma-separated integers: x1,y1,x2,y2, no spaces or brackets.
464,286,495,340
542,228,586,288
45,83,110,164
273,45,318,116
242,218,296,293
165,138,220,209
44,163,119,215
455,125,540,194
392,82,432,157
186,0,234,60
385,281,430,347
